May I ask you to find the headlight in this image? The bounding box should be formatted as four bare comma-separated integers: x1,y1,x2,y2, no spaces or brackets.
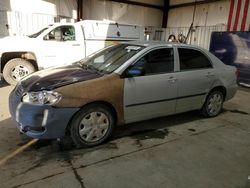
22,90,62,105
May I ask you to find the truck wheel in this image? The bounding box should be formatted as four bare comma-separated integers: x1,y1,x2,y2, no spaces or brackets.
70,104,115,148
201,90,224,117
3,58,35,85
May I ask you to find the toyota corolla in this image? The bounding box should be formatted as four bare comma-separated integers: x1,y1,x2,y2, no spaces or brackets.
9,42,238,147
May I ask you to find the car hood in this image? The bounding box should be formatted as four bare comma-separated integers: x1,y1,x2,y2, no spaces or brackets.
0,36,36,53
20,64,105,91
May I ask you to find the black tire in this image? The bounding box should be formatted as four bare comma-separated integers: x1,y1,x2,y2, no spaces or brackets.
201,90,224,117
70,104,115,148
3,58,35,85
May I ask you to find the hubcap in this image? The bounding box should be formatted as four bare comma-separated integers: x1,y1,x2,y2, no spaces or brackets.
11,65,30,81
79,112,109,142
207,93,223,116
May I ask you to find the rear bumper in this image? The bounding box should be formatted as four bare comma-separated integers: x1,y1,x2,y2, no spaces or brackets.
225,83,238,101
9,90,79,139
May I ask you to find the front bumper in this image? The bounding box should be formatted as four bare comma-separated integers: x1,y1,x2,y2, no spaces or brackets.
9,89,79,139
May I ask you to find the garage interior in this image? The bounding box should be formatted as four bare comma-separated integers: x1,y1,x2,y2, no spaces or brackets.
0,0,250,188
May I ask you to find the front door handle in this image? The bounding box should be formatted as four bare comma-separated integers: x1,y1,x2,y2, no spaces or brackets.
72,44,80,46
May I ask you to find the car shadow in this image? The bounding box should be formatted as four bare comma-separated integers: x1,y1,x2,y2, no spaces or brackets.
58,110,203,151
3,107,235,155
238,85,250,92
113,110,201,140
0,77,9,88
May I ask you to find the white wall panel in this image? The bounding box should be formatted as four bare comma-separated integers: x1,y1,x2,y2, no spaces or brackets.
55,0,77,19
0,11,9,37
4,11,54,36
168,0,230,27
168,6,193,27
82,0,163,27
0,0,77,37
9,0,57,15
206,1,229,26
0,0,11,11
170,0,196,6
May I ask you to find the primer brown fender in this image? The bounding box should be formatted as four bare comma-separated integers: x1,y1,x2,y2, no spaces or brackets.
54,73,125,125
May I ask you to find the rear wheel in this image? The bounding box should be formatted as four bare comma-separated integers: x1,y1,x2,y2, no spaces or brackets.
70,104,115,148
3,58,35,85
201,90,224,117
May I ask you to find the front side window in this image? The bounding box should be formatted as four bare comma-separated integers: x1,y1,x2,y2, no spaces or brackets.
131,48,174,76
44,26,75,41
80,44,145,73
178,48,212,71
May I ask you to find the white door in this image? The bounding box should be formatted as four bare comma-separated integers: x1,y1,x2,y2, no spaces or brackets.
40,25,84,68
123,47,178,123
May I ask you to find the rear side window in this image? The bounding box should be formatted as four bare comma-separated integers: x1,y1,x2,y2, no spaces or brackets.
178,48,212,71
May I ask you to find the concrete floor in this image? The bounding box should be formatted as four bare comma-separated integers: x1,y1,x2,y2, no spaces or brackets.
0,80,250,188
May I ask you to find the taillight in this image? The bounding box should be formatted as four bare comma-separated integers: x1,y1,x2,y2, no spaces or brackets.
235,69,239,78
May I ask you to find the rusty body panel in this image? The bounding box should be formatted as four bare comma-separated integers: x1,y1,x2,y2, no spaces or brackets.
54,73,125,125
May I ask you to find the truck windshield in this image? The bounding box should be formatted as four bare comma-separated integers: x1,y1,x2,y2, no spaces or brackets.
80,44,145,73
27,27,50,38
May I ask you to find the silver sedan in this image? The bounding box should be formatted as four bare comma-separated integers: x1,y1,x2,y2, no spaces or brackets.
9,41,238,147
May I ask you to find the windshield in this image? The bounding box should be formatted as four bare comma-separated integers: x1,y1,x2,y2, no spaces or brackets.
28,27,50,38
80,44,145,73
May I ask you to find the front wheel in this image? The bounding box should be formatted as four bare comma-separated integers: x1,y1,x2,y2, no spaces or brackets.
201,90,224,117
70,104,115,148
3,58,35,85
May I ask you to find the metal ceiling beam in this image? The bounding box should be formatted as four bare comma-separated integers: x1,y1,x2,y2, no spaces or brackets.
77,0,83,21
169,0,221,9
162,0,170,28
106,0,164,10
108,0,222,10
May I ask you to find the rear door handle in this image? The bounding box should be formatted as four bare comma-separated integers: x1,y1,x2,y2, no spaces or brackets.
167,76,177,83
72,44,80,46
206,72,215,78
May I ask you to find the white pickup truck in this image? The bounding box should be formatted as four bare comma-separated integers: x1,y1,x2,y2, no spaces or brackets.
0,20,144,85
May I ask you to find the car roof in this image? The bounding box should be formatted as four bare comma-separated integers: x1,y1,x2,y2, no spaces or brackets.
124,40,203,49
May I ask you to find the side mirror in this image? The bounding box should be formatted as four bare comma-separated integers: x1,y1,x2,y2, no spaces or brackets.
126,67,144,77
43,35,49,40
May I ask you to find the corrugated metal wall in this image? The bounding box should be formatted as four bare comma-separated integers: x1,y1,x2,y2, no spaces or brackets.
146,25,226,50
5,11,55,36
163,0,230,49
165,25,226,49
0,0,77,38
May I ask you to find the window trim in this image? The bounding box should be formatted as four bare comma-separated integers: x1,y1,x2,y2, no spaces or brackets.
122,46,176,77
177,47,214,72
